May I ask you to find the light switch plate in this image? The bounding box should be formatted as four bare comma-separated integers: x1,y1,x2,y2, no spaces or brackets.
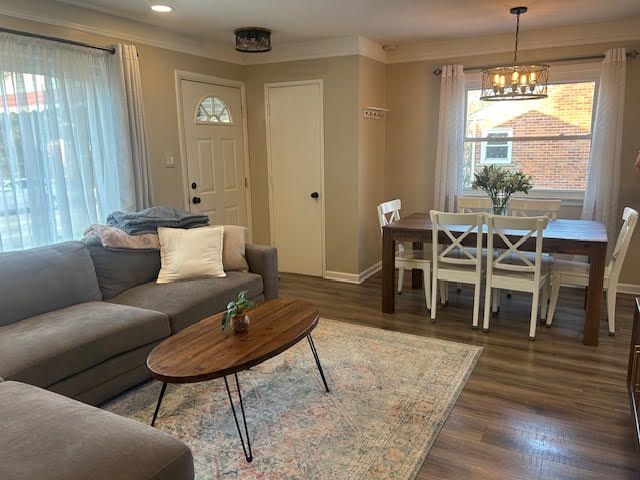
164,153,176,168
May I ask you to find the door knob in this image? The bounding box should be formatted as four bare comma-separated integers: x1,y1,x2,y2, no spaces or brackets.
191,182,197,190
192,196,201,204
310,192,319,199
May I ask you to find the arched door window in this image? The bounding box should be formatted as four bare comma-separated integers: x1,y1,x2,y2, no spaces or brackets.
195,96,232,124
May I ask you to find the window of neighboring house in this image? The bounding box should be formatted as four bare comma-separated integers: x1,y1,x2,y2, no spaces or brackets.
480,128,513,164
463,80,597,194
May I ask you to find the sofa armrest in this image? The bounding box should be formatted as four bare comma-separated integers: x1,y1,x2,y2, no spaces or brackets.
245,244,278,300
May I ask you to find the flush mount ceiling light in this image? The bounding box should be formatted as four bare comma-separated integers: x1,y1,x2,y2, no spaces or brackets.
150,5,173,13
234,27,272,53
480,7,549,101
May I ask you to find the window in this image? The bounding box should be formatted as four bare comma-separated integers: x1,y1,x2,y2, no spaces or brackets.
196,96,232,124
480,128,513,164
464,81,597,192
0,37,128,252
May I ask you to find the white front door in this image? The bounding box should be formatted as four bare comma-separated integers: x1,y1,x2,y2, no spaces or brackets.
266,81,324,277
180,79,248,226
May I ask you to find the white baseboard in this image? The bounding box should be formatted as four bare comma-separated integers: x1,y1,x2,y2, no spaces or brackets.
325,261,382,285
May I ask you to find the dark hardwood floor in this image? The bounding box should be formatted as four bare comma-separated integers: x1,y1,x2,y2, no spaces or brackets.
279,271,640,479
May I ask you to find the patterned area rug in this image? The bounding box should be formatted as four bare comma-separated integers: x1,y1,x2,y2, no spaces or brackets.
104,318,482,480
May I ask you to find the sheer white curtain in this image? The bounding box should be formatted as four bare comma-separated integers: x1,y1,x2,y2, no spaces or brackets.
582,48,627,246
0,33,135,251
434,64,465,212
109,44,153,209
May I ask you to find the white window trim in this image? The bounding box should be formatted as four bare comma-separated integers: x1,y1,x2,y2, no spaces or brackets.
480,127,513,165
463,61,601,202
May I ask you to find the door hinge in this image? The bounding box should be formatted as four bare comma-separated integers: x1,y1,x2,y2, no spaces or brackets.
244,177,248,188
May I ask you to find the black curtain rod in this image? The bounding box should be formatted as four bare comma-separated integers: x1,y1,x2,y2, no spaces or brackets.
432,49,639,76
0,26,116,54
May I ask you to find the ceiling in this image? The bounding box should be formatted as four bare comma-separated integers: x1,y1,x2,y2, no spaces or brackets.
56,0,640,46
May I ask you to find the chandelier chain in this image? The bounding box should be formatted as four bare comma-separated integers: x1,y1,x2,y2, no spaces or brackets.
513,11,520,64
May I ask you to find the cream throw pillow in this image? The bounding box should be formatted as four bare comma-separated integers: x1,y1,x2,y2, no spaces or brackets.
156,226,226,284
221,225,249,272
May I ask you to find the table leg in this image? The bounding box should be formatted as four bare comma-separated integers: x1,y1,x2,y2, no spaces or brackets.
224,373,253,462
412,242,423,288
584,243,607,346
382,228,395,314
151,382,167,427
307,334,330,393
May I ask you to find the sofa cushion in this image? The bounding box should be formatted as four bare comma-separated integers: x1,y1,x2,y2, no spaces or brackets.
109,271,263,333
85,235,161,299
0,381,194,480
0,302,170,387
0,241,102,327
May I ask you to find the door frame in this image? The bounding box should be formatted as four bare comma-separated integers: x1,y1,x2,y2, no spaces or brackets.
264,79,326,278
174,70,253,240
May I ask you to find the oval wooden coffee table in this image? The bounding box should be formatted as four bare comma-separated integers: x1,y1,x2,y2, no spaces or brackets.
146,298,329,462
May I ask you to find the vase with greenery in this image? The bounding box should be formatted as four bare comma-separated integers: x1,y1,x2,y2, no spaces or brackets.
222,290,256,333
471,165,533,215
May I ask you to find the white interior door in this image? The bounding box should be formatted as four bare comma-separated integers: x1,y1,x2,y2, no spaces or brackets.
266,81,324,277
181,79,248,225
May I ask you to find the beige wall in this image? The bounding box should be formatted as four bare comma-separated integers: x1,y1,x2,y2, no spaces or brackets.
387,41,640,285
0,14,245,209
358,57,387,272
245,56,360,274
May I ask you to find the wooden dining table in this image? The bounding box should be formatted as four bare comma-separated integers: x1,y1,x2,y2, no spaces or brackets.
381,213,609,346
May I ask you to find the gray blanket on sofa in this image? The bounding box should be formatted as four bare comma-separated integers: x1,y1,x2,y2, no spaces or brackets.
106,207,209,234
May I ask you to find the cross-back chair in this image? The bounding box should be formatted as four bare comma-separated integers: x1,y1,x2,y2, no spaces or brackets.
483,215,550,340
509,198,561,219
377,199,432,309
430,211,485,328
546,207,639,335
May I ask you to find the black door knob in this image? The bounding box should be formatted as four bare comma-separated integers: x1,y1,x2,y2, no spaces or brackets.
310,192,319,199
192,196,201,204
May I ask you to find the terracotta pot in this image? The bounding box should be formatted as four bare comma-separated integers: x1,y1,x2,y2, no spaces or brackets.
232,313,251,333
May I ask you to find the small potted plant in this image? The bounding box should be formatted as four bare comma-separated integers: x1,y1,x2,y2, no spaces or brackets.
472,165,533,215
222,290,256,333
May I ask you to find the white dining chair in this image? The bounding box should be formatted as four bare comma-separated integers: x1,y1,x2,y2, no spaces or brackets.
430,211,485,328
457,196,493,214
546,207,639,336
507,198,560,299
509,198,562,219
377,199,432,309
483,215,550,340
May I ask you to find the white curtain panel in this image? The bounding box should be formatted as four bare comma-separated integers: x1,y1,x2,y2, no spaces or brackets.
0,33,133,251
434,64,465,212
582,48,627,248
109,44,153,210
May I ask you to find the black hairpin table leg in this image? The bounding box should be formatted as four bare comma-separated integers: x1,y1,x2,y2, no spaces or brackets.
224,373,253,462
307,334,330,393
151,382,167,427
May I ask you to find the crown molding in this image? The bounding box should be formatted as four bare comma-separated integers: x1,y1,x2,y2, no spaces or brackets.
0,0,244,64
243,35,387,65
387,16,640,64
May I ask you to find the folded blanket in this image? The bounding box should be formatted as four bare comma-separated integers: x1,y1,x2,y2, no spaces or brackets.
106,207,209,234
84,224,160,250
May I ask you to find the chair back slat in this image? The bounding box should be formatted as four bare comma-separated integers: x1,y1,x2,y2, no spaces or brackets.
457,196,492,213
430,211,484,266
487,215,548,273
608,207,639,277
509,198,561,220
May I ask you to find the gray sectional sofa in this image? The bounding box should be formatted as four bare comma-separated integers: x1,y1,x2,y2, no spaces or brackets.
0,238,278,479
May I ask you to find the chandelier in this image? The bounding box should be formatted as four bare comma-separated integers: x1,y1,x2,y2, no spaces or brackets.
480,7,549,101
